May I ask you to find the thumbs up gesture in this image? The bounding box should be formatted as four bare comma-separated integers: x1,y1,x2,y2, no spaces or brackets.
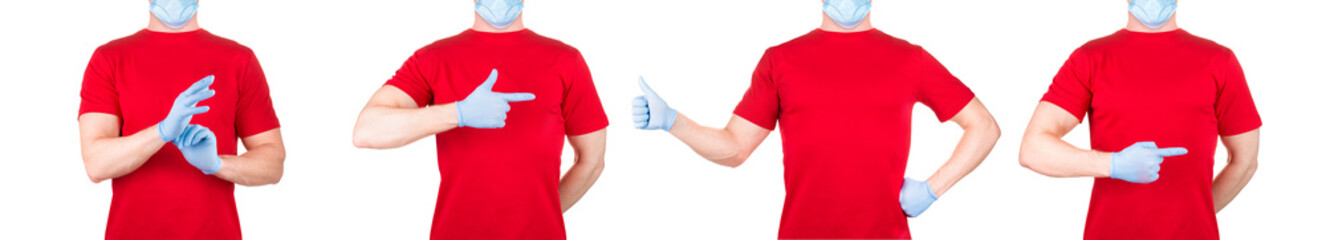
1110,141,1189,184
456,69,536,129
632,77,678,131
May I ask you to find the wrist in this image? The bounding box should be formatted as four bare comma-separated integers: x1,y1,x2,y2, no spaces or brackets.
1098,151,1116,178
432,104,461,129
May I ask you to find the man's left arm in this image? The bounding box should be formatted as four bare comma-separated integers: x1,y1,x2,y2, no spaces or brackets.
214,129,285,186
925,98,1001,196
1213,129,1259,213
559,129,606,212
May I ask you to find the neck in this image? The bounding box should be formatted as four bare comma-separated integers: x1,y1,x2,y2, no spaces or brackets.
819,13,874,33
146,15,201,33
1124,15,1179,33
471,14,527,33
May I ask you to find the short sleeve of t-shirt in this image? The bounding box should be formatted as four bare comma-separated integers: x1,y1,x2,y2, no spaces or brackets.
733,48,780,130
1213,50,1262,135
558,49,609,136
385,52,455,108
913,48,975,122
79,49,121,118
1040,48,1095,122
234,53,282,137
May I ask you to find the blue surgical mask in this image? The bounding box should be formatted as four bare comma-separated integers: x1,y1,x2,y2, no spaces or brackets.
1129,0,1176,29
150,0,198,29
476,0,523,29
823,0,871,29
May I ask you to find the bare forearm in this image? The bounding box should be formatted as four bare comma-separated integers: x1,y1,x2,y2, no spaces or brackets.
82,126,167,182
927,123,999,197
669,114,747,167
1213,130,1260,213
559,156,604,212
1018,132,1112,178
1212,157,1256,213
353,104,457,149
213,143,285,186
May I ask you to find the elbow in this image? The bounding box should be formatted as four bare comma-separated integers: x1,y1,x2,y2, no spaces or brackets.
709,152,750,168
351,132,398,149
236,172,283,187
82,157,109,183
86,170,109,184
1243,158,1258,175
1017,144,1047,173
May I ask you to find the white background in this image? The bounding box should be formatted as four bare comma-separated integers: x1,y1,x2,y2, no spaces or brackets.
1,0,1323,239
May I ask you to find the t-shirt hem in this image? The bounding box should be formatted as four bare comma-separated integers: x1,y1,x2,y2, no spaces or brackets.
566,122,609,137
933,94,976,123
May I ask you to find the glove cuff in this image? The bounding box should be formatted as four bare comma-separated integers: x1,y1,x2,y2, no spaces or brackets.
158,121,173,142
201,156,223,175
661,109,679,132
1108,152,1121,180
453,102,468,128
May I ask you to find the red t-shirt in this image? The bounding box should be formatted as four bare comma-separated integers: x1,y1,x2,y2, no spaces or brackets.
1040,29,1261,240
78,29,281,240
734,29,975,239
384,29,608,240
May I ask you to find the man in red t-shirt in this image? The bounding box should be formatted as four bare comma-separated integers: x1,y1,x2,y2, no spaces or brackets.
1018,1,1261,239
351,1,608,239
78,1,286,240
631,1,1000,239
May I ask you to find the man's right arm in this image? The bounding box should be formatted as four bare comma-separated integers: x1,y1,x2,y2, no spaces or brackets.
352,86,459,149
1018,102,1113,178
79,113,168,183
667,114,772,168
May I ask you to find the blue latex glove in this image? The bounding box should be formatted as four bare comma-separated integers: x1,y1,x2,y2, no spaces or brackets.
175,124,222,174
1110,141,1188,184
456,69,536,129
899,178,938,218
158,75,215,142
632,77,677,131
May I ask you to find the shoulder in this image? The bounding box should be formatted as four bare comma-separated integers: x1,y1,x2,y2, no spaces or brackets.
93,32,147,56
199,32,257,57
1178,31,1235,56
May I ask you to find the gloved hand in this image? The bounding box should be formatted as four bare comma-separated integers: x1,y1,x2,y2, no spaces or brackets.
175,124,223,175
158,75,215,142
456,69,536,129
632,77,677,131
899,178,938,218
1110,141,1188,184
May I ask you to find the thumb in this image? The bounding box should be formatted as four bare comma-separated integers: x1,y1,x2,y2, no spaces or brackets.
499,92,536,102
1155,147,1189,157
475,69,500,92
637,76,658,97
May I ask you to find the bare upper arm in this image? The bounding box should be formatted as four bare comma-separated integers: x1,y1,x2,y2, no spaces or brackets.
1220,128,1260,162
78,113,122,144
1025,102,1081,138
568,129,607,155
365,85,421,109
240,128,285,153
948,98,998,130
726,115,773,152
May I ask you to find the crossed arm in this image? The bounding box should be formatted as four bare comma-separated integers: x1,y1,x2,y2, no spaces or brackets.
1018,102,1114,178
78,113,286,186
352,86,607,212
1019,102,1259,212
